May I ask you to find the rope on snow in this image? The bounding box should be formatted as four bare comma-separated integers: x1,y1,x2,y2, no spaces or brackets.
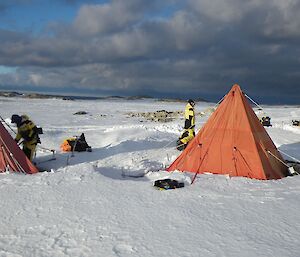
267,150,299,175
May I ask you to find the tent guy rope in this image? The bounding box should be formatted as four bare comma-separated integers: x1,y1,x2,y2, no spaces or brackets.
267,150,299,175
244,93,264,110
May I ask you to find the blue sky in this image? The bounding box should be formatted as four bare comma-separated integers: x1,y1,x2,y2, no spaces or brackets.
0,66,16,74
0,0,299,104
0,0,105,31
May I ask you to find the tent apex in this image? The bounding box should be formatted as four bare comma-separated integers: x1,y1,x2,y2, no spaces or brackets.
231,83,241,90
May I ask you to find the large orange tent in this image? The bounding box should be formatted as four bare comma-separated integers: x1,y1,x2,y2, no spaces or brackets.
0,121,39,174
167,84,288,180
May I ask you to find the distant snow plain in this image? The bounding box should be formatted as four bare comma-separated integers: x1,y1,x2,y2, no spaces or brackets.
0,97,299,257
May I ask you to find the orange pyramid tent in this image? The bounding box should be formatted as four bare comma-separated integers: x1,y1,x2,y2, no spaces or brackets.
0,121,39,174
167,84,288,180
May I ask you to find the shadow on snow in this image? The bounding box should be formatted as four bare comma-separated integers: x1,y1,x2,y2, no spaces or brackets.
35,139,171,174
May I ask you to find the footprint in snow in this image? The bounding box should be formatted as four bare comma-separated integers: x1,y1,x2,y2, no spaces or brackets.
113,244,135,256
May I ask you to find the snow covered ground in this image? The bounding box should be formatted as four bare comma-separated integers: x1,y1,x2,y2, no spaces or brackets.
0,96,300,257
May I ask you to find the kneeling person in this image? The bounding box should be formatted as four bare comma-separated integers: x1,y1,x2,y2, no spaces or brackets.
177,99,196,151
176,128,195,151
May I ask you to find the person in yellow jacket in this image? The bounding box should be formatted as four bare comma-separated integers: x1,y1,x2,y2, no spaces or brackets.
11,114,40,161
184,99,195,131
177,99,196,151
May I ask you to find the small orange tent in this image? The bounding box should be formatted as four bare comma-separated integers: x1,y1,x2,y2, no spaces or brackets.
167,84,288,180
0,121,39,174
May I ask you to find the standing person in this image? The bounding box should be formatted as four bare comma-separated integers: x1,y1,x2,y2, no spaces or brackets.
11,114,40,161
184,99,195,131
177,99,196,151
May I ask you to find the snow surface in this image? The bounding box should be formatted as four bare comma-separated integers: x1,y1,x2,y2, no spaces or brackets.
0,97,300,257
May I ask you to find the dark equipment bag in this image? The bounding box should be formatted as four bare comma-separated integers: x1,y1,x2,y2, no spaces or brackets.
70,133,91,152
61,133,92,152
37,127,43,134
154,179,184,190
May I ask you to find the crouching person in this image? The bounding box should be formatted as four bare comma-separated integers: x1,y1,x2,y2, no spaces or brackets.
11,114,41,161
177,99,196,151
176,128,195,151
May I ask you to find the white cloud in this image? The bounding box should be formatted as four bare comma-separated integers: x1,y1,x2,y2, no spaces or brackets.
29,73,42,85
73,1,143,36
187,0,248,23
187,0,300,38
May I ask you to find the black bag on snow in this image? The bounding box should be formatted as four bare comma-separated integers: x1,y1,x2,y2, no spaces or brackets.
154,179,184,190
68,133,92,152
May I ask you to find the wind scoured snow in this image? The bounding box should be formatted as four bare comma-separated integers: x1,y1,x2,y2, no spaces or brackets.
0,97,299,257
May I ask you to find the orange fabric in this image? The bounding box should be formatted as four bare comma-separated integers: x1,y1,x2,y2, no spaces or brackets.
167,84,288,180
0,122,38,174
60,140,72,152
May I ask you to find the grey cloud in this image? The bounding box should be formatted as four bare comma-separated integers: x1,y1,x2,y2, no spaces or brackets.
187,0,300,40
72,2,138,36
187,0,249,23
0,0,300,103
71,0,168,36
1,2,196,66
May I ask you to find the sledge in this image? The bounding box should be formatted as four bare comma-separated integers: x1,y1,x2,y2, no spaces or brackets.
60,133,92,153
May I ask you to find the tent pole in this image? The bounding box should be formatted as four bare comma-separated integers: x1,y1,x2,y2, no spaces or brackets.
191,148,208,184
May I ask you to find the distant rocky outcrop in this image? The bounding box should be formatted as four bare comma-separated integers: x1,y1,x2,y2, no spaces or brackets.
157,98,186,103
0,90,208,102
0,91,23,97
127,110,182,122
157,97,208,103
25,93,56,99
73,111,89,115
126,95,152,100
127,107,215,123
104,95,152,100
62,97,75,101
0,91,60,99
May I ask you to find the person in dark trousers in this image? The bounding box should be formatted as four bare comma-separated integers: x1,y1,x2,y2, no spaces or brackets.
184,99,195,131
11,114,40,161
177,99,196,151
